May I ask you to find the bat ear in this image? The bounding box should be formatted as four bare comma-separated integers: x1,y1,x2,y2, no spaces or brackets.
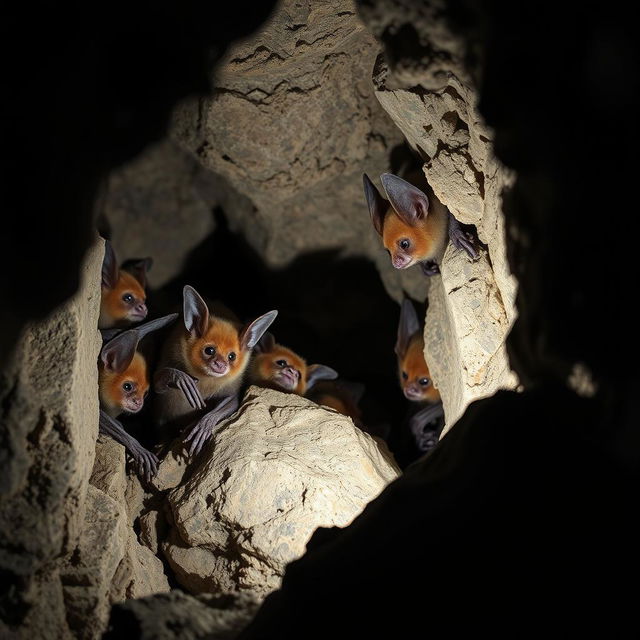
254,331,276,354
101,240,119,289
395,298,421,357
121,257,153,289
183,286,209,338
306,364,339,391
100,330,139,373
363,173,388,236
133,313,178,341
241,310,278,351
381,173,430,225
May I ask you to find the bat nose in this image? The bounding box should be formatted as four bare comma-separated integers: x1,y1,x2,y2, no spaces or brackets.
135,303,147,315
285,367,298,379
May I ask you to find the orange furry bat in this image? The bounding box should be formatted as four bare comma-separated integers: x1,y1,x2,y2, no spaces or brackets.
99,240,152,329
98,314,177,480
363,172,477,276
154,285,277,456
249,332,337,395
396,298,444,453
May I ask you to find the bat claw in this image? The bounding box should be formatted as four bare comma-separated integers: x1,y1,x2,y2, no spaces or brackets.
420,261,440,276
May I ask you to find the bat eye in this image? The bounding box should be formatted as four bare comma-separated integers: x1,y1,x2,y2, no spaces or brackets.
228,352,236,361
399,238,411,250
401,371,408,380
419,377,430,386
122,293,134,304
204,346,215,356
276,360,287,368
122,382,133,392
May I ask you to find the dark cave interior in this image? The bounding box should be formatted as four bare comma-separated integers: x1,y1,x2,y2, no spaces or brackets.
1,1,639,638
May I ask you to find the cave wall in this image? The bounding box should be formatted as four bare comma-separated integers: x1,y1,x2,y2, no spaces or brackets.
169,0,426,303
359,0,519,430
0,239,103,638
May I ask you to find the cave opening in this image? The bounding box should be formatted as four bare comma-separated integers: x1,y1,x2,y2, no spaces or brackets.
3,0,636,638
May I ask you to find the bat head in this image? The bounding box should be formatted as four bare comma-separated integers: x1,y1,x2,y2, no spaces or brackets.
99,331,149,415
252,334,337,395
395,298,440,403
183,285,278,381
100,241,149,326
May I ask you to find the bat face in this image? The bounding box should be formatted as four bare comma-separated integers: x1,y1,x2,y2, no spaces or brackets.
99,352,149,415
188,318,245,379
382,214,432,270
398,335,441,404
101,270,148,325
253,346,307,394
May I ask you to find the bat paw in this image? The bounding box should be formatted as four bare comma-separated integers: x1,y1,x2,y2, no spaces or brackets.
420,261,440,276
450,228,479,260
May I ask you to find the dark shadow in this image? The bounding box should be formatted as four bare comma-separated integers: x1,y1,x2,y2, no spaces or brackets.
143,208,415,462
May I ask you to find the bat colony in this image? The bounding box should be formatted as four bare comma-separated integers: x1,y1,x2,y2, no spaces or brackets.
97,171,478,479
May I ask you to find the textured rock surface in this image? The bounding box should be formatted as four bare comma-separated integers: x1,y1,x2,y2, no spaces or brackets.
105,590,261,640
101,138,215,289
164,386,400,596
87,438,170,619
359,1,519,431
0,237,103,638
171,0,426,302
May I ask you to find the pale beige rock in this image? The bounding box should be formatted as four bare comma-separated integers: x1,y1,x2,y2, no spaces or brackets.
369,35,519,434
111,533,171,601
152,437,191,492
139,508,168,555
165,386,400,596
170,0,423,302
60,485,126,640
0,237,103,639
102,138,215,289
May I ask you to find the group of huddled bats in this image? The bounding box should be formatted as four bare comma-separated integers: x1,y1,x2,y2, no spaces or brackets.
97,171,477,480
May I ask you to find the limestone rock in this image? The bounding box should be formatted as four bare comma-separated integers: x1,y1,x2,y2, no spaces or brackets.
164,386,400,596
0,237,103,638
171,0,423,302
101,138,215,289
151,437,190,492
105,590,261,640
359,6,519,433
60,485,126,640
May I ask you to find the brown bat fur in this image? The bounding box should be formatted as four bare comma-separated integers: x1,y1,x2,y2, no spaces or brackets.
398,333,441,405
99,351,149,417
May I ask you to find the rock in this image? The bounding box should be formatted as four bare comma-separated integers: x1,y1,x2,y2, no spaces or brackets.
111,533,171,601
170,0,423,302
139,508,168,556
60,435,170,637
60,485,126,640
151,437,191,492
101,138,215,289
359,8,519,433
164,386,400,596
0,237,103,638
105,590,261,640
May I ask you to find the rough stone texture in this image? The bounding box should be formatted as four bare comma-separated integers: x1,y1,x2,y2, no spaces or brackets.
151,438,190,492
0,237,103,638
164,386,400,596
101,138,215,289
60,485,126,640
359,1,519,431
56,437,170,639
88,437,170,608
171,0,426,302
105,590,261,640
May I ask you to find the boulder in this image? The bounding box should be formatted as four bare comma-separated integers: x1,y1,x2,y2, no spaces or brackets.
164,386,400,596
